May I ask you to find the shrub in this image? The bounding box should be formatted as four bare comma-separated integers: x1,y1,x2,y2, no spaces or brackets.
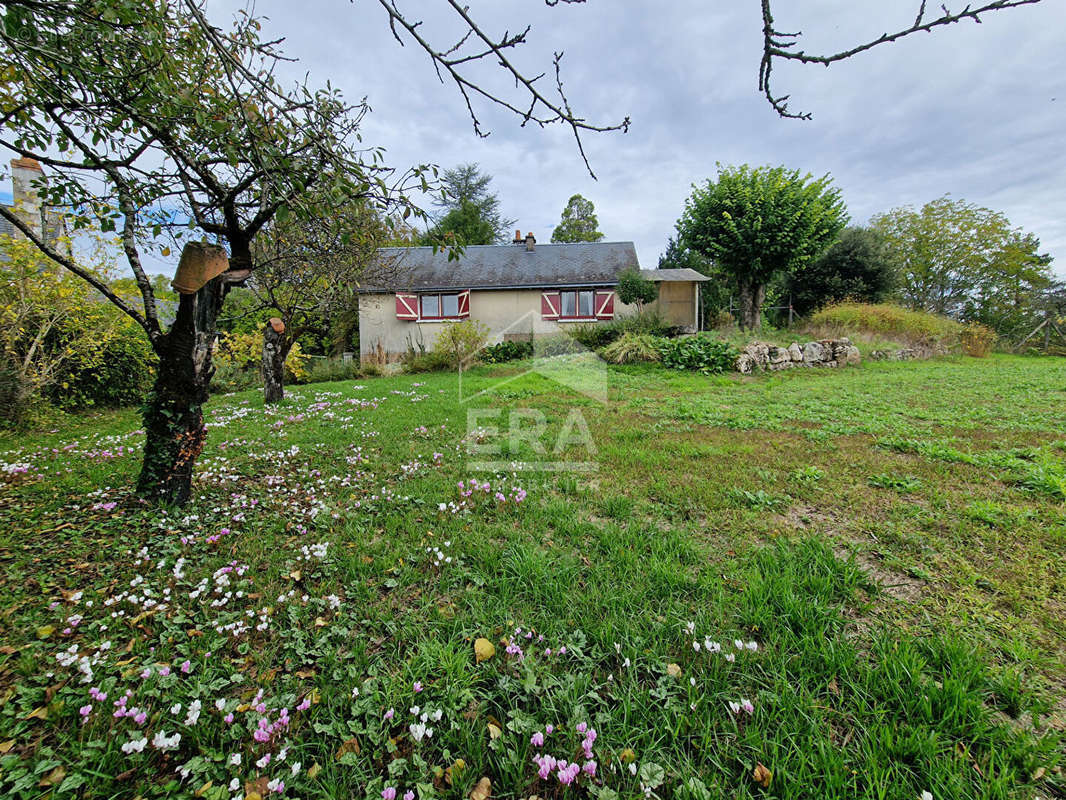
298,358,366,384
656,333,738,373
808,302,965,351
1,236,155,425
431,320,490,369
959,322,996,357
481,340,534,363
402,350,453,373
568,311,670,350
214,331,309,382
616,268,658,308
46,317,156,410
600,333,662,364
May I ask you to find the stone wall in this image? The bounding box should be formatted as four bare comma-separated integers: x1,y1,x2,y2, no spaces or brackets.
735,338,861,374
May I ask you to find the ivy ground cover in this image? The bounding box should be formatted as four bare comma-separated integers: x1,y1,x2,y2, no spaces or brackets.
0,355,1063,799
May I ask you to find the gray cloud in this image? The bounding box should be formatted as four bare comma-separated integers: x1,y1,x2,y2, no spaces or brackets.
29,1,1066,279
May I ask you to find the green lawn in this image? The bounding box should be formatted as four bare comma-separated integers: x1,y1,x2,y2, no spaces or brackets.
0,355,1063,799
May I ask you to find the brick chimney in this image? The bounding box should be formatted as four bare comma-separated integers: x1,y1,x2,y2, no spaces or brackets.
512,228,523,244
525,232,536,252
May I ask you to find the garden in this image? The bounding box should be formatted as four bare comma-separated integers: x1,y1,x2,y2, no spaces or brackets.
0,353,1063,799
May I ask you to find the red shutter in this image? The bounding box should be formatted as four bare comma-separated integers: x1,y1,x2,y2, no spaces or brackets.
541,291,560,320
595,291,615,320
395,293,418,320
457,290,470,319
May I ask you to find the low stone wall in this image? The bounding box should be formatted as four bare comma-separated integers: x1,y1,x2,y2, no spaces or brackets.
736,338,861,374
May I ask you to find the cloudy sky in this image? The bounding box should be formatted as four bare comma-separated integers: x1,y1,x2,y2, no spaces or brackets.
6,1,1063,277
231,0,1065,278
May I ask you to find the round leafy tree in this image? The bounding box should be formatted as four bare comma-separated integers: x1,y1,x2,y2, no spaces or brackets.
678,164,847,330
616,268,658,310
551,194,604,243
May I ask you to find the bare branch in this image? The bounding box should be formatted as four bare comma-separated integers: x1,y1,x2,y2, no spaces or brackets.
760,0,1043,119
372,0,629,178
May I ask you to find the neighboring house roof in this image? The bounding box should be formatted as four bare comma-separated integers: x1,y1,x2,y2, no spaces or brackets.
0,205,16,239
366,241,641,292
640,268,710,282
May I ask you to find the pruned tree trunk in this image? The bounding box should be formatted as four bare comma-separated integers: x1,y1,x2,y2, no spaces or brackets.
136,275,228,505
737,280,766,331
262,318,286,404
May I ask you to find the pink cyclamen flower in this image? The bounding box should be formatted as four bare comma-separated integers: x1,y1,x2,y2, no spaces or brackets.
576,722,587,734
412,681,423,693
180,660,191,674
382,788,397,800
223,713,234,724
79,704,92,718
403,792,415,800
530,731,544,747
545,724,554,735
583,760,597,777
384,708,395,721
295,697,311,711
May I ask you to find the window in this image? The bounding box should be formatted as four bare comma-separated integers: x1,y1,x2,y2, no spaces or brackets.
559,289,596,319
418,292,464,320
420,294,439,318
441,293,459,317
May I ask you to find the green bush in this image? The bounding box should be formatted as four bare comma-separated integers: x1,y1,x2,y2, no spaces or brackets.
432,320,490,369
600,333,662,364
402,350,454,374
656,333,738,374
298,358,367,384
481,340,533,363
567,311,671,350
46,318,156,410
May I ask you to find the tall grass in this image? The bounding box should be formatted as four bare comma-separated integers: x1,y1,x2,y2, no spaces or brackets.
807,302,995,356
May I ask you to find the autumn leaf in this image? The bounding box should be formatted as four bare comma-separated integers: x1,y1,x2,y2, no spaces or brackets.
474,637,495,663
38,765,66,787
666,663,682,678
307,763,322,780
26,706,48,720
335,737,360,759
0,739,14,753
36,625,55,639
487,722,502,740
195,780,213,797
470,776,491,800
753,762,772,789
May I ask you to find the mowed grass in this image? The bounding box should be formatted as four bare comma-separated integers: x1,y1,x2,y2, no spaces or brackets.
0,354,1063,799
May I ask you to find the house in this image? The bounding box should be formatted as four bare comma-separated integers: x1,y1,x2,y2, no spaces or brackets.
0,158,69,252
358,231,708,361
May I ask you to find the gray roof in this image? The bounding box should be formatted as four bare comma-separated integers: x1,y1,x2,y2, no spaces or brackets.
640,268,709,282
0,206,15,239
367,241,641,292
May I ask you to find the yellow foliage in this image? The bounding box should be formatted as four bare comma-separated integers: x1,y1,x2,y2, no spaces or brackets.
214,330,309,380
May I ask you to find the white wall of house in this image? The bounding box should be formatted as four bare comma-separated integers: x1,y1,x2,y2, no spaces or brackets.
359,288,643,360
359,282,703,361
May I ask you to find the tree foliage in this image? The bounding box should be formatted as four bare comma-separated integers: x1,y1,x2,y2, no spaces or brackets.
616,268,658,308
427,164,513,245
551,194,604,243
422,199,499,247
784,226,897,316
870,197,1054,334
678,164,847,330
0,235,152,426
